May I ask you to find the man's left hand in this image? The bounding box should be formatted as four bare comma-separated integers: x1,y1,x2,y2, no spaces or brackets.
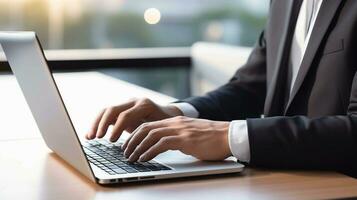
121,116,232,162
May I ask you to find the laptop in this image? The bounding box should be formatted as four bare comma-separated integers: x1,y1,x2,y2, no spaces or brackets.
0,32,244,184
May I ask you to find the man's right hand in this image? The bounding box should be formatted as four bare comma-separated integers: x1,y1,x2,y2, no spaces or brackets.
86,98,183,142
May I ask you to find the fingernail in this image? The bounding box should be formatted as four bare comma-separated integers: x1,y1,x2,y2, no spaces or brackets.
128,156,135,162
138,156,145,162
124,150,129,158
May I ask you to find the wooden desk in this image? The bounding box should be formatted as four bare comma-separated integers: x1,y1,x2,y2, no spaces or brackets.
1,72,357,200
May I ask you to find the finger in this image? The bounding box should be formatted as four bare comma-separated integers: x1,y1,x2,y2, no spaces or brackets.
122,119,172,155
138,136,181,162
121,116,177,150
128,128,175,162
109,105,151,142
86,109,105,140
122,116,179,150
109,105,146,142
95,108,117,138
96,101,135,138
121,120,151,150
122,121,165,157
121,127,137,150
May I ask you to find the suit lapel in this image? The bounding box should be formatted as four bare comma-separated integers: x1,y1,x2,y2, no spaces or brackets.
284,0,344,114
264,0,303,116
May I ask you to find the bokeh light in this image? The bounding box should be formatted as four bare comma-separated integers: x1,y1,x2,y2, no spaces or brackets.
144,8,161,25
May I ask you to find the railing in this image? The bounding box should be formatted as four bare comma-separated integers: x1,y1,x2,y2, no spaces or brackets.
0,47,191,71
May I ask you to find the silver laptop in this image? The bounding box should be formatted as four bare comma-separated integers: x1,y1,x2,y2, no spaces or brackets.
0,32,244,184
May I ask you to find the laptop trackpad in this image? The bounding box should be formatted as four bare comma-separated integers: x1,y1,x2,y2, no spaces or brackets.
155,150,241,172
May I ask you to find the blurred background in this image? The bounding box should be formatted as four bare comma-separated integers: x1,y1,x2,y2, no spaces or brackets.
0,0,269,99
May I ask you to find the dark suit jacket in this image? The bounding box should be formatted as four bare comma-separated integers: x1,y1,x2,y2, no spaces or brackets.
183,0,357,177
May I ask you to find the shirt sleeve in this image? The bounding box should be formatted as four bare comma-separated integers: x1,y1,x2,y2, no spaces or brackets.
171,102,199,118
228,120,251,163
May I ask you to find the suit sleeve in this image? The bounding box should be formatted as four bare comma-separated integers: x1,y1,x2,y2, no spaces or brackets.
182,30,267,121
247,73,357,176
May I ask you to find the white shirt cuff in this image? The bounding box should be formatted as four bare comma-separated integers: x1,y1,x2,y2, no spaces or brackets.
171,103,199,118
228,120,251,163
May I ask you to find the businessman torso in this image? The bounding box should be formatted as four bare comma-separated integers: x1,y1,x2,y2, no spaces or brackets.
184,0,357,177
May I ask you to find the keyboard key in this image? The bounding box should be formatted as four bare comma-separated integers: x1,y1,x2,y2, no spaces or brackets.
160,167,171,170
82,140,171,175
148,167,162,171
113,169,126,174
136,168,151,172
122,168,138,173
110,165,122,169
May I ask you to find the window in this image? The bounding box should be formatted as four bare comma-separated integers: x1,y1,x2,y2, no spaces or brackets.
0,0,269,49
0,0,269,99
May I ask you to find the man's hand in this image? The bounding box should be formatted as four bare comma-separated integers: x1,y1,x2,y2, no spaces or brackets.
86,98,183,142
121,116,231,162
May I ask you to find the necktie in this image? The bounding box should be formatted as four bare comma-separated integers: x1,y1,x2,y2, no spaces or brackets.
284,0,318,110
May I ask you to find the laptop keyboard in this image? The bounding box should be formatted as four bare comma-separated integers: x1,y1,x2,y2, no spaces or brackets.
82,140,171,175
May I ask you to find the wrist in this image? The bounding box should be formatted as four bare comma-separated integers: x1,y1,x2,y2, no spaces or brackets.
218,122,232,158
